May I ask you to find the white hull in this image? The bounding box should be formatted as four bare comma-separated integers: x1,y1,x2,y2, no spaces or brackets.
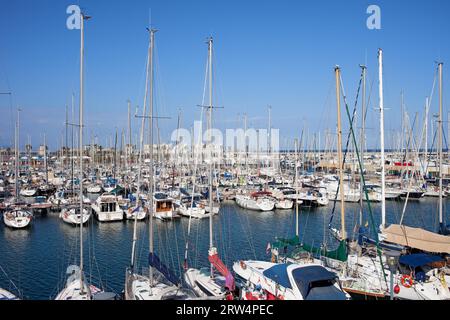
275,199,293,210
0,288,19,300
125,206,147,220
55,266,91,300
125,270,193,300
154,210,174,220
59,208,91,225
235,195,275,211
92,194,124,222
233,260,349,300
345,254,450,300
20,189,36,197
178,206,209,219
3,210,32,229
87,185,102,193
184,268,227,298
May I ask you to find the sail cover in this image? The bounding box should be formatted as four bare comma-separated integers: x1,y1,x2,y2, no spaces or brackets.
382,224,450,254
148,253,180,286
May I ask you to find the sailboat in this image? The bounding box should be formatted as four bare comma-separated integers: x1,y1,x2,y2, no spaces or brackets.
55,12,92,300
234,130,350,300
345,50,450,300
3,108,33,229
184,37,235,299
124,27,194,300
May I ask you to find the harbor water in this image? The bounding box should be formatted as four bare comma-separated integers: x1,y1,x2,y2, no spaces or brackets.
0,195,448,300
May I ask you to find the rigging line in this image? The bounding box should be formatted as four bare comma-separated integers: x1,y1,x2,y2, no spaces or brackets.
328,69,364,229
399,114,426,226
183,105,204,268
339,72,388,285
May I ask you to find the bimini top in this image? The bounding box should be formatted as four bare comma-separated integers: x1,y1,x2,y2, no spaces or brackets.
262,264,292,289
292,265,338,299
382,224,450,254
399,253,444,268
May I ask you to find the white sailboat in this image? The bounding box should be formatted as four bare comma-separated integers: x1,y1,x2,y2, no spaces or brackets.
235,192,275,211
59,205,90,225
3,109,33,229
55,12,92,300
346,50,450,300
184,37,235,299
125,28,194,300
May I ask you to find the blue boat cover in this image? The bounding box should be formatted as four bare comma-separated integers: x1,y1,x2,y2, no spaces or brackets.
148,253,180,286
262,264,292,289
399,253,444,268
292,265,337,298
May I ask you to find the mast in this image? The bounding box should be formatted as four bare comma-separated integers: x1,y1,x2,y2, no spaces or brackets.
113,128,118,181
335,66,346,240
130,31,152,271
44,133,48,183
207,36,214,278
379,49,386,230
401,91,404,158
425,97,429,172
127,99,131,168
65,105,69,170
148,28,156,286
359,65,366,226
294,138,299,237
15,108,20,203
78,12,89,295
438,62,444,232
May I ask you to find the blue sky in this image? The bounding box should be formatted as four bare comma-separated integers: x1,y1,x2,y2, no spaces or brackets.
0,0,449,151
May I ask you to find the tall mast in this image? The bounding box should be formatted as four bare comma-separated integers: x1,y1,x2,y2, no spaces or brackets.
359,65,366,226
130,32,152,271
294,138,299,237
148,28,156,286
438,62,444,232
79,12,89,295
207,36,214,278
15,108,20,203
379,49,386,230
65,105,69,170
127,100,131,169
335,66,346,240
44,133,48,183
425,97,429,166
401,91,404,158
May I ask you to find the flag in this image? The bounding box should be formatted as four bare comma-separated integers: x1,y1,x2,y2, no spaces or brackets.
266,242,271,254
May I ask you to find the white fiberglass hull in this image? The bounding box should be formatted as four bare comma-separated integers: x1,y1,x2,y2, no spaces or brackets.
92,206,124,222
125,270,194,300
55,266,91,300
3,210,32,229
184,268,227,298
235,195,275,211
20,189,36,197
345,254,450,300
59,208,91,225
87,185,102,193
178,206,209,219
154,210,174,220
275,199,293,210
125,206,147,220
0,288,19,300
